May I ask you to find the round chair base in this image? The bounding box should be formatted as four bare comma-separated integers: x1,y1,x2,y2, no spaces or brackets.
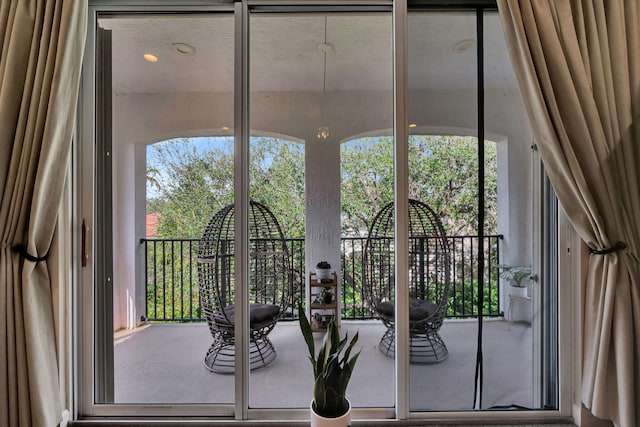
204,336,277,374
378,327,448,364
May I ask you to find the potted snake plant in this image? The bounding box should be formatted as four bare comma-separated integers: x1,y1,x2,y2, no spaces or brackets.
299,306,360,427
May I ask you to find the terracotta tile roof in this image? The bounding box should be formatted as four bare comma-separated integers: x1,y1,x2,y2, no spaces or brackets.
146,213,160,237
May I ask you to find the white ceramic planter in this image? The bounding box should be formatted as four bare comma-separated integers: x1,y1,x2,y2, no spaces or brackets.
310,400,351,427
509,285,528,298
316,267,332,281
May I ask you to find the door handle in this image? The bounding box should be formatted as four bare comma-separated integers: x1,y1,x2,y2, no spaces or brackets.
82,219,89,267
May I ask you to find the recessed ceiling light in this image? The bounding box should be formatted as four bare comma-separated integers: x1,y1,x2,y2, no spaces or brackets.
221,126,230,131
409,123,417,128
173,43,196,55
452,39,476,53
143,53,158,63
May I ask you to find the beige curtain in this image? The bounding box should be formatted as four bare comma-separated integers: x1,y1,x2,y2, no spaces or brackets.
0,1,86,426
497,1,639,426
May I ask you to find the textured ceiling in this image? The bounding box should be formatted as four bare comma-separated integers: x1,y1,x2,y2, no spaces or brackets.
100,11,515,95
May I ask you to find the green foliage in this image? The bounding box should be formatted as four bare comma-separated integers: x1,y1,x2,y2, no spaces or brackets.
340,135,497,236
147,137,305,238
146,136,499,319
249,138,306,237
408,135,497,235
496,264,532,287
146,197,165,215
447,278,499,318
148,138,234,238
145,241,201,320
146,135,500,322
148,135,496,239
340,137,394,234
299,306,360,418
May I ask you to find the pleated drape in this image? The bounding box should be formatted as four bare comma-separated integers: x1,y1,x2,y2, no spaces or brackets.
497,1,640,426
0,1,86,425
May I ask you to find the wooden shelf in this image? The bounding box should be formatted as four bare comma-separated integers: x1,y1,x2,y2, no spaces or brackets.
309,272,338,332
310,302,337,309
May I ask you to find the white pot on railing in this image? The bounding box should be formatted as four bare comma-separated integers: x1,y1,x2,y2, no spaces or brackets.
310,400,351,427
509,285,527,298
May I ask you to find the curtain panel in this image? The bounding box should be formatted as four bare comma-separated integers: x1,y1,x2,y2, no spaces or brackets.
497,1,639,426
0,1,86,426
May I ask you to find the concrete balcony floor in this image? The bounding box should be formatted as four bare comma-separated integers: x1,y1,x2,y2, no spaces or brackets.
114,319,534,411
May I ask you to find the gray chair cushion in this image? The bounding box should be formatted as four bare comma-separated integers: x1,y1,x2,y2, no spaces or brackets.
216,303,280,326
249,303,281,324
376,299,438,321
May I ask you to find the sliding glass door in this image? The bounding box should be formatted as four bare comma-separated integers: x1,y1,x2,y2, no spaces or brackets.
247,8,394,410
406,10,480,411
83,0,561,421
93,10,236,406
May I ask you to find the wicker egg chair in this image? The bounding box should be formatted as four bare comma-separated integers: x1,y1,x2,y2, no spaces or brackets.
197,200,293,373
363,199,451,363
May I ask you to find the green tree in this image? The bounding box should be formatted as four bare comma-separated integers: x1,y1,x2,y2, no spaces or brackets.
340,137,395,235
250,138,306,237
148,137,306,238
148,134,496,239
340,135,497,236
148,138,234,238
408,135,497,235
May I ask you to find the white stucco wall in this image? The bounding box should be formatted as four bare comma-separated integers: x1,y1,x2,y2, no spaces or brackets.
110,128,136,330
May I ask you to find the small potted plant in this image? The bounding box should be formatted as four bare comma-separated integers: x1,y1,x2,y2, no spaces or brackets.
321,288,333,304
496,264,533,298
299,306,360,427
313,288,333,305
315,261,333,281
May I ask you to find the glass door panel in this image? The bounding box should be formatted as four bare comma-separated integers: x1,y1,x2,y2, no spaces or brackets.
248,10,394,410
99,12,235,404
87,2,559,417
481,10,540,410
407,10,479,411
406,8,552,412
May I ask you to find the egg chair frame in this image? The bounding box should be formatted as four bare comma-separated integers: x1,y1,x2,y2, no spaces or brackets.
363,199,452,363
197,200,294,373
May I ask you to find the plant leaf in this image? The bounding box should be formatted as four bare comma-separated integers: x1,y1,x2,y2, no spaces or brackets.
298,306,315,363
341,331,359,364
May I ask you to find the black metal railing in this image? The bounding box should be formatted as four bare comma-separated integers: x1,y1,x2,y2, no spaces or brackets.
142,238,201,321
141,234,502,322
448,234,503,318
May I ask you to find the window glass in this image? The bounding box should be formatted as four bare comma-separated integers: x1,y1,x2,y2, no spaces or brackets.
248,11,394,409
481,11,543,411
407,10,480,411
405,9,552,411
88,3,558,418
99,13,235,404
